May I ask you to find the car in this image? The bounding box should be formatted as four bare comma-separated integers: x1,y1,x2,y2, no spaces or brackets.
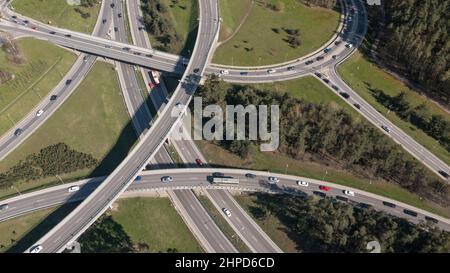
65,79,72,85
424,216,439,224
105,45,112,48
438,170,449,179
340,92,350,99
323,78,330,84
68,186,80,192
343,190,355,196
403,209,418,217
49,31,56,35
305,60,314,65
65,34,71,38
110,3,115,8
245,173,256,179
123,47,131,51
11,15,17,19
145,54,153,58
314,72,322,78
346,43,353,48
332,85,339,91
353,103,361,109
324,48,332,53
138,26,144,31
287,66,295,71
114,27,119,32
268,176,280,183
23,20,29,24
334,41,342,46
118,13,122,18
220,70,229,75
133,52,141,55
313,191,326,198
29,245,43,253
135,176,142,182
335,196,348,202
319,185,330,191
161,176,173,183
316,56,324,61
382,201,396,208
240,71,249,75
0,204,9,211
50,95,58,101
296,180,308,187
222,208,231,217
358,203,373,209
193,68,200,74
14,128,23,136
332,55,337,59
212,172,224,177
36,109,44,117
102,19,107,24
381,125,391,133
195,158,204,167
267,69,276,74
31,25,37,30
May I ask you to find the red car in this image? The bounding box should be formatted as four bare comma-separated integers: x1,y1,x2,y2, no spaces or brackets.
319,185,331,192
195,158,204,167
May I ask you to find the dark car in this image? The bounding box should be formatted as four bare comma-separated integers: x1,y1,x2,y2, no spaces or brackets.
195,158,204,167
240,71,249,75
305,60,314,65
49,31,56,34
336,195,348,202
14,128,23,136
23,20,29,24
382,201,396,208
424,216,439,224
438,170,449,179
358,203,373,209
0,204,9,211
212,172,224,177
332,55,337,59
245,173,256,179
287,66,295,71
313,191,327,198
331,85,339,91
110,3,115,8
403,209,418,217
134,176,142,182
334,41,342,46
133,52,141,55
11,15,17,19
50,95,58,101
323,78,330,84
145,54,153,58
65,34,71,38
102,19,107,24
114,27,119,32
138,26,144,31
340,92,350,99
316,56,324,61
193,68,200,74
324,48,331,53
353,103,361,109
65,79,72,85
314,72,322,78
118,13,122,18
122,47,131,51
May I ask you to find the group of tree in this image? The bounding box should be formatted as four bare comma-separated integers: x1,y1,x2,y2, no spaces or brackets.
0,143,98,189
370,0,450,105
140,0,182,52
248,192,450,252
196,77,449,206
373,90,450,151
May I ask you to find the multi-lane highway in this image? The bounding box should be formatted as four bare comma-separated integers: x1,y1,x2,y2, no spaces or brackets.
1,168,448,231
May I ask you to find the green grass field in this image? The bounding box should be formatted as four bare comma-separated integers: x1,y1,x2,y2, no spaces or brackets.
0,204,77,253
0,38,76,136
111,197,203,253
234,193,299,252
338,52,450,165
218,0,253,41
12,0,101,33
0,62,137,199
213,0,340,66
147,0,199,56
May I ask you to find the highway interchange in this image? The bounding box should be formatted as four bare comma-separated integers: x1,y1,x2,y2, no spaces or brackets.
0,0,448,253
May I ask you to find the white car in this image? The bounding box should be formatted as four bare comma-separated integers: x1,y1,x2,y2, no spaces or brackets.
346,43,353,48
36,109,44,117
381,125,391,133
30,245,43,253
267,69,276,74
220,69,229,75
296,180,309,187
222,208,231,217
268,176,280,183
343,190,355,197
68,186,80,193
161,176,173,183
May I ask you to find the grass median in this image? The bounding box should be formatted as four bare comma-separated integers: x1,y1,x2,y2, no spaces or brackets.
213,0,340,66
0,38,76,137
0,62,137,200
12,0,102,34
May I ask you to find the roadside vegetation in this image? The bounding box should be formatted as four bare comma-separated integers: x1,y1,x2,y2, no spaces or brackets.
237,192,450,252
339,53,450,166
12,0,101,34
0,62,137,200
141,0,198,56
80,197,203,253
195,76,450,217
213,0,340,66
0,38,76,137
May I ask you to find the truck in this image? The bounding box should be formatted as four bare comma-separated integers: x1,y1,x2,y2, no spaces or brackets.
211,176,239,185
